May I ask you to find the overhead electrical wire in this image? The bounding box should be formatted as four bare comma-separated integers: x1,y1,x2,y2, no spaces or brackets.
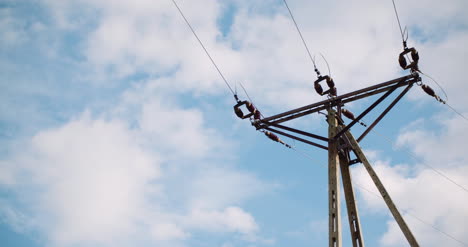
319,53,332,78
391,0,407,46
170,0,236,97
446,103,468,122
282,0,316,68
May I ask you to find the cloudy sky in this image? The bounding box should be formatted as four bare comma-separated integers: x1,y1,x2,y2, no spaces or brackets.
1,0,468,246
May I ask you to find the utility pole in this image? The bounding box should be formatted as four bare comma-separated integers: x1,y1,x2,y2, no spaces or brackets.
328,109,342,247
253,73,421,246
173,0,429,244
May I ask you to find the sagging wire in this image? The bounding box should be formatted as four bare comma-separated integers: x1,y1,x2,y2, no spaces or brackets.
170,0,236,99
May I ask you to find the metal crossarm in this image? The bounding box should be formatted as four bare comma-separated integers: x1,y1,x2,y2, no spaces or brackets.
261,74,419,125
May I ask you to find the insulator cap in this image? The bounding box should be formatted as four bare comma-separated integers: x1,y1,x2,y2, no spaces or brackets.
399,54,407,69
246,101,256,113
314,83,324,95
254,110,261,120
411,50,419,62
326,78,335,88
234,107,244,118
330,87,337,96
422,84,436,97
342,109,356,120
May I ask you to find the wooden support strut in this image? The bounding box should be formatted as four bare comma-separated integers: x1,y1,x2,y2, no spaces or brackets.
328,109,342,247
339,153,365,247
344,130,420,247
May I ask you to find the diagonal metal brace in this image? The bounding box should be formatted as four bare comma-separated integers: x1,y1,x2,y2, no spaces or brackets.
333,80,405,141
357,83,414,142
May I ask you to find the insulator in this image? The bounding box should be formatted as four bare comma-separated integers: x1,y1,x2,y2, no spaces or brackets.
234,107,244,118
329,87,337,96
265,131,280,142
326,77,335,88
314,83,324,95
422,84,436,97
411,49,419,62
399,54,407,69
246,101,256,113
254,109,261,120
315,68,321,76
342,109,356,120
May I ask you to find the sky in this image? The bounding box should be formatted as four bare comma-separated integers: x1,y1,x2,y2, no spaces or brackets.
1,0,468,246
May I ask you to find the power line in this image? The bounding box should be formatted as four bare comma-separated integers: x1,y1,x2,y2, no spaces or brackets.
282,0,316,68
391,0,406,45
446,103,468,122
170,0,236,97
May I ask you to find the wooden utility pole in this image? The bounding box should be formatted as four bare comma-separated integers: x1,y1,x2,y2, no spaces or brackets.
328,109,342,247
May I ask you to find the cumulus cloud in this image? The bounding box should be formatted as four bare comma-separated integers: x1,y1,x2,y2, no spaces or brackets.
0,97,268,247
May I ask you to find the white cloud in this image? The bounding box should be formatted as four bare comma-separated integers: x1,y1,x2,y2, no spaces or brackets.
0,97,269,246
9,113,160,246
139,98,223,159
188,206,258,235
151,222,188,241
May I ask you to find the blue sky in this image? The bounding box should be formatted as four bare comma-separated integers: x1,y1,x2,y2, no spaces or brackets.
1,0,468,246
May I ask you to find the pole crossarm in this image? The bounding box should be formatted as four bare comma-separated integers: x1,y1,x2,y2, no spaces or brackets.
261,74,419,125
